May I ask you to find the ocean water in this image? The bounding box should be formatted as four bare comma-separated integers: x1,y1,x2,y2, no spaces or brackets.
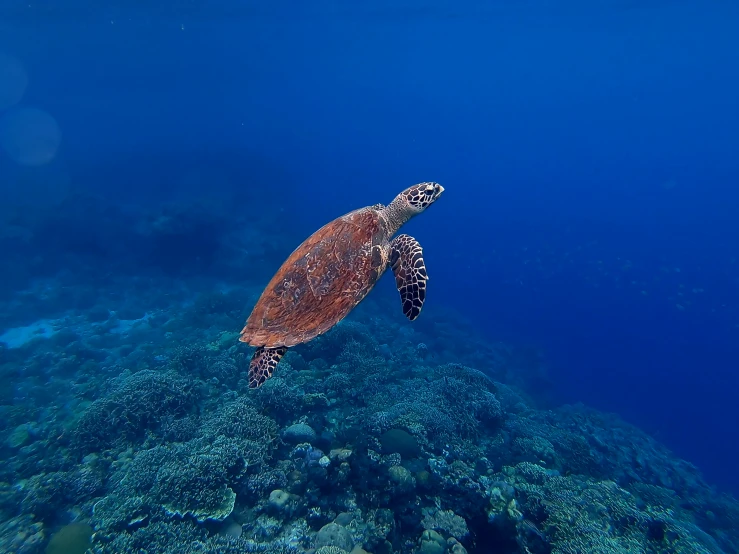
1,1,738,553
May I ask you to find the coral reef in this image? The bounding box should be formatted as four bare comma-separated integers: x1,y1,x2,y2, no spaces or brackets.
0,283,738,554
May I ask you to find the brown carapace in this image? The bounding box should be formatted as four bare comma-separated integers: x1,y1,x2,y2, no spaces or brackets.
239,182,444,388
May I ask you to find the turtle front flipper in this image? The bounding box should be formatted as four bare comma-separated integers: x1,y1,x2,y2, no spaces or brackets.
389,234,428,321
249,346,288,388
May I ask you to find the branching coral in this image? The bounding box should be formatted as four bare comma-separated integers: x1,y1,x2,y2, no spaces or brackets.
73,369,200,451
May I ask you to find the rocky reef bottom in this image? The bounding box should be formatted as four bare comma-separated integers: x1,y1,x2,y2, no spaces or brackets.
1,286,737,554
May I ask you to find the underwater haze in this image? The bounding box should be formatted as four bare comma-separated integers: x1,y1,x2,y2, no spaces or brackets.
1,1,739,553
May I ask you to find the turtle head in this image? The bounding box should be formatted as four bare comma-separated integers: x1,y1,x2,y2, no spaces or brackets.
398,182,444,214
384,182,444,235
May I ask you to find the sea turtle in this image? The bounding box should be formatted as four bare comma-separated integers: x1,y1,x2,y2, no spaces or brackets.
239,181,445,388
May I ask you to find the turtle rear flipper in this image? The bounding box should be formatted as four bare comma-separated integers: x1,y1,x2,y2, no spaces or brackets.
390,234,428,321
249,346,288,388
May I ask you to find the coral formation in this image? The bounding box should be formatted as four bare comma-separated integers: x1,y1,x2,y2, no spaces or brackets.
0,282,738,554
44,522,93,554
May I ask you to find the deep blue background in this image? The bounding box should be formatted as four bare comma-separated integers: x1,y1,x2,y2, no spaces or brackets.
1,1,738,493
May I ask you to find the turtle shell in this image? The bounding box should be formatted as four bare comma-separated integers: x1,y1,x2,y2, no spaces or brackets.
240,206,388,348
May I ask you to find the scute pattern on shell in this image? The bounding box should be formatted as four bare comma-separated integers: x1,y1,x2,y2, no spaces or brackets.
240,207,388,348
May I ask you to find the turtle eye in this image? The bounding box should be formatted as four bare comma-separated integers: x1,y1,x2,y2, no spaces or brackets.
424,188,434,195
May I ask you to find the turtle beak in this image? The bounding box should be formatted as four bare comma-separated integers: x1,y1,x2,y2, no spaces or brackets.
436,184,445,196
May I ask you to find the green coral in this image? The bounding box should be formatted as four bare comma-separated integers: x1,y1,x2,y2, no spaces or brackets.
506,462,725,554
163,485,235,522
92,401,278,535
45,522,92,554
421,507,469,540
6,424,31,448
314,547,348,554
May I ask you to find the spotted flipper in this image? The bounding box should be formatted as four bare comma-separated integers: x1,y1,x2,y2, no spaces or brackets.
390,234,428,321
248,346,288,388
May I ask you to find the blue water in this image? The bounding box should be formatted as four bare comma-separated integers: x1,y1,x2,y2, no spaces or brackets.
1,0,739,549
